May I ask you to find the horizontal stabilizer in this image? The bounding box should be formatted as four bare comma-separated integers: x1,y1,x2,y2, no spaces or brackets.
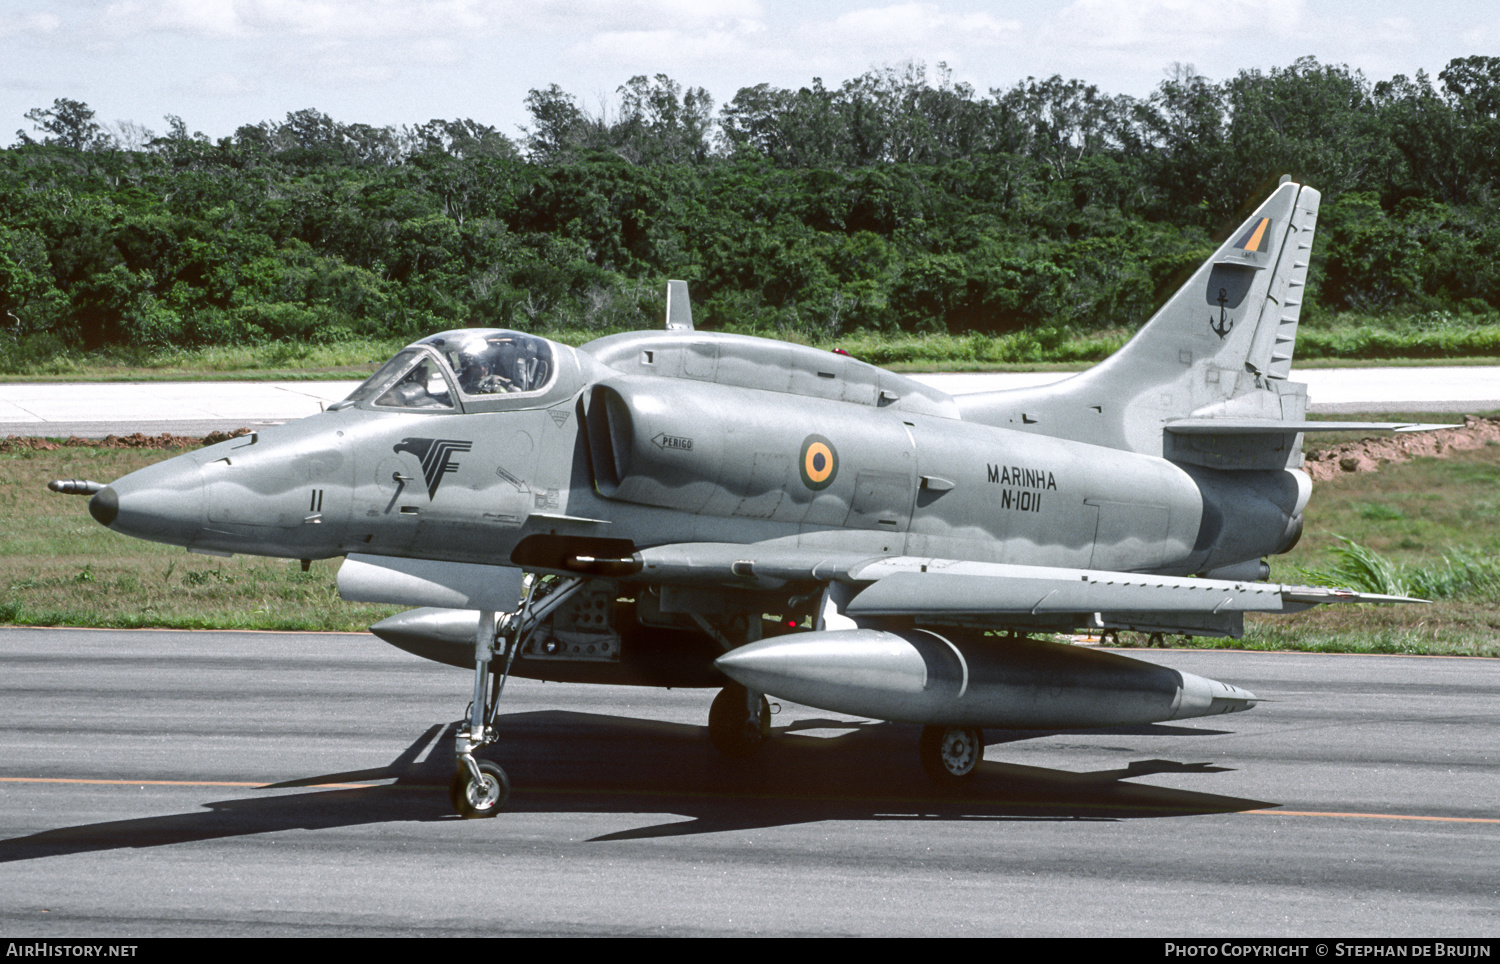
1165,419,1457,435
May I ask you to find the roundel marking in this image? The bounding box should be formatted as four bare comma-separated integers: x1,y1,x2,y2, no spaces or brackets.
799,435,838,490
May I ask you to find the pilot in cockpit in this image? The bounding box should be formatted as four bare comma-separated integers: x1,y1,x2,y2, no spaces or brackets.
457,340,512,395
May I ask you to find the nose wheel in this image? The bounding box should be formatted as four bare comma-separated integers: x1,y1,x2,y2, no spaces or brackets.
919,725,983,784
451,759,510,818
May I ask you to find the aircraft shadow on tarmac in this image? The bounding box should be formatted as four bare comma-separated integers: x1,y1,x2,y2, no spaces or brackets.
0,712,1271,862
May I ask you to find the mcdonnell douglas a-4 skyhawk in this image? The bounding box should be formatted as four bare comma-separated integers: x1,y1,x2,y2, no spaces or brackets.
55,179,1428,816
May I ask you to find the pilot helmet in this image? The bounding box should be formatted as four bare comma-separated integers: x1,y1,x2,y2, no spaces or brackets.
458,337,492,370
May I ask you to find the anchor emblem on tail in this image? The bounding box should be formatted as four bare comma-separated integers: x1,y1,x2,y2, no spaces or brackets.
1210,288,1233,339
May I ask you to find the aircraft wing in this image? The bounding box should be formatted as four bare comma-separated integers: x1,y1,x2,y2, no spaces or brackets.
544,540,1422,616
348,540,1420,640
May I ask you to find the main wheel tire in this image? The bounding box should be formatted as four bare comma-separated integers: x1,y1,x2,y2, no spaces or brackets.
708,683,771,757
451,760,510,818
919,725,984,784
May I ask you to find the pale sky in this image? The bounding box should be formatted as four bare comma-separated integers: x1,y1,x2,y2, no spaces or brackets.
3,0,1497,147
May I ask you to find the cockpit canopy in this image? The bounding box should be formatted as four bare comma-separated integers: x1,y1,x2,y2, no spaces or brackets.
342,330,560,412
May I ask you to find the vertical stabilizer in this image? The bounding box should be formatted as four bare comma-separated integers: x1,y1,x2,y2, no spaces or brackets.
957,182,1322,456
665,280,694,331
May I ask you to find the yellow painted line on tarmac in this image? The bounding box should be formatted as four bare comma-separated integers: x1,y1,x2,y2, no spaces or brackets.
0,776,380,790
1247,808,1500,825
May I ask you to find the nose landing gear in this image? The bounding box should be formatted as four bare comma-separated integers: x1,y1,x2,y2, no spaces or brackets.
452,758,510,818
446,576,586,818
451,607,507,819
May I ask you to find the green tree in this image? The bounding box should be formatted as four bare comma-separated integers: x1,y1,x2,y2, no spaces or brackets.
17,98,110,151
615,74,716,164
522,85,611,162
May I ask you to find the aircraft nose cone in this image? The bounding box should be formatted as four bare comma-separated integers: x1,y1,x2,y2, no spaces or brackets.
98,455,205,547
89,486,119,526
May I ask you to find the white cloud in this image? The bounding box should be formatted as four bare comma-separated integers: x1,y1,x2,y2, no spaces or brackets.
525,0,763,33
569,25,766,76
1045,0,1305,52
1461,20,1500,48
100,0,493,41
832,3,1019,47
194,72,264,97
0,11,62,38
96,0,765,43
298,43,402,86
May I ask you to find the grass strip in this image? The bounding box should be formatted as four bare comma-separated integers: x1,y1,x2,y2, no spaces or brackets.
6,436,1500,655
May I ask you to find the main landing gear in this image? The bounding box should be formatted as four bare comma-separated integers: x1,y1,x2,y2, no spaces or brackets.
708,682,771,756
699,612,772,758
919,725,984,784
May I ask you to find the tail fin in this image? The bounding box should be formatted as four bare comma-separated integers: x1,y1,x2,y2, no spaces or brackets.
957,180,1321,456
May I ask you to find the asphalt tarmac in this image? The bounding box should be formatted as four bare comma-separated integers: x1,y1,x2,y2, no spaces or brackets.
3,367,1497,437
1,627,1495,937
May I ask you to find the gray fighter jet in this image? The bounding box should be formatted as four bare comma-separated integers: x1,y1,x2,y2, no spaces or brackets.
58,179,1427,817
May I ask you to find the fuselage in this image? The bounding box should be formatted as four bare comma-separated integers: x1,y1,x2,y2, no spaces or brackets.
90,329,1308,579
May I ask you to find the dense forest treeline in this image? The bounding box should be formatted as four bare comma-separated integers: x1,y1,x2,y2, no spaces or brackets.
2,57,1499,357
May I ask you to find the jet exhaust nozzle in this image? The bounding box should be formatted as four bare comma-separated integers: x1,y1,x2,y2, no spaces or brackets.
714,629,1256,729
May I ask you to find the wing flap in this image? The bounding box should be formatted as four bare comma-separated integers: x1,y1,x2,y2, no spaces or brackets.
843,557,1424,618
846,569,1288,617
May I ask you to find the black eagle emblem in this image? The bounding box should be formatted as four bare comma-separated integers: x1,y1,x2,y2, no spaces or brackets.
393,437,473,499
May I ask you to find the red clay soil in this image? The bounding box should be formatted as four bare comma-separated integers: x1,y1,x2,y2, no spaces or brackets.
0,428,253,453
1302,415,1500,481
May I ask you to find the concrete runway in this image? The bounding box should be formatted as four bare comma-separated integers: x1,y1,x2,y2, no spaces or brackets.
1,627,1496,937
3,367,1497,437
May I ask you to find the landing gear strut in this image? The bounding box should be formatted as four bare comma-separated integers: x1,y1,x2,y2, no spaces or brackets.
919,725,984,784
698,613,771,757
447,575,585,817
451,607,508,819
